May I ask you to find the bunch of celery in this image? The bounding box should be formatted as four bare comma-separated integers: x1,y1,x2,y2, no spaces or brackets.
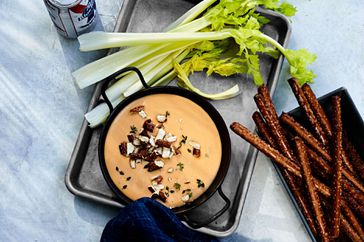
73,0,316,127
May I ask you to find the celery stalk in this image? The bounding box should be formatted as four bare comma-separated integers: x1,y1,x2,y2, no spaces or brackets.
78,31,231,51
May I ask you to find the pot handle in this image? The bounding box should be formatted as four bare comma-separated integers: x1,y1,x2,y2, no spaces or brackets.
100,67,148,113
180,186,231,229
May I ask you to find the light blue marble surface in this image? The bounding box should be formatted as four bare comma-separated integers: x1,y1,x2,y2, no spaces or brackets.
0,0,363,241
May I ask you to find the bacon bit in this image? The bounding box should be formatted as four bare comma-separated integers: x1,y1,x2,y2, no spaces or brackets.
119,142,127,156
130,105,144,113
143,119,155,132
155,140,171,148
193,148,201,158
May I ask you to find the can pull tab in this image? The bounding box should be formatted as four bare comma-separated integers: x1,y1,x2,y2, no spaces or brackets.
100,67,148,114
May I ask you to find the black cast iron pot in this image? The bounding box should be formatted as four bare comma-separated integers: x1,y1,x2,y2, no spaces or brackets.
98,67,231,228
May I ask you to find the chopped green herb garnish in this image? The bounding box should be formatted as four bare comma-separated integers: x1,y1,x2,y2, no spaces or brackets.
165,111,170,117
187,148,191,153
170,190,175,194
173,183,181,191
130,125,137,133
177,162,184,171
126,176,131,181
197,179,205,188
122,185,127,189
188,192,193,198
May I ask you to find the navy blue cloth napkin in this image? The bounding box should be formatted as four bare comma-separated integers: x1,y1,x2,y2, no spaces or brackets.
101,197,218,242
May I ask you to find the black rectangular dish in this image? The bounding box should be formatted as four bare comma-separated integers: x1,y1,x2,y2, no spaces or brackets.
274,87,364,242
65,0,291,236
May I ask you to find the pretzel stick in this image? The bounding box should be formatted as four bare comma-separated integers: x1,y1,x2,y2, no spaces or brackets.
252,112,277,149
343,132,364,182
280,113,331,161
230,122,301,177
307,147,364,194
254,94,295,160
293,138,329,242
288,78,328,146
340,215,362,242
342,149,356,174
344,194,364,220
302,84,332,138
252,112,318,237
328,96,344,238
230,122,361,217
343,181,364,205
341,201,364,240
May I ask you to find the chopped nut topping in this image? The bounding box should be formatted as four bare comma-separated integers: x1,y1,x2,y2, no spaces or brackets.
166,135,177,143
119,142,127,156
156,128,166,141
149,136,156,146
162,148,171,158
154,160,164,168
157,114,167,123
154,147,163,155
127,134,135,142
133,138,141,146
143,119,155,132
189,141,201,150
126,142,135,156
146,160,163,172
193,148,201,158
139,136,149,143
155,140,171,148
130,105,144,113
129,160,136,169
138,110,147,119
168,177,172,182
158,191,167,203
151,175,163,184
181,194,190,202
167,168,173,173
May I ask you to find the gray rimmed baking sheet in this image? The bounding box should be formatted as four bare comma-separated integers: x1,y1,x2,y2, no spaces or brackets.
65,0,291,237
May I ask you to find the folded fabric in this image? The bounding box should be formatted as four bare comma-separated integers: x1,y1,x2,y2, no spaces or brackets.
101,197,218,242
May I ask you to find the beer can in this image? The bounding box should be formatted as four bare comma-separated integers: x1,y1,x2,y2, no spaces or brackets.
44,0,97,38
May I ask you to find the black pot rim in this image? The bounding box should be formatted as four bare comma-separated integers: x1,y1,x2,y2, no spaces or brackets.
98,86,231,214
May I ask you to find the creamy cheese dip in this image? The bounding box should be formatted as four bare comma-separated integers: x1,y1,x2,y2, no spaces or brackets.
104,93,222,208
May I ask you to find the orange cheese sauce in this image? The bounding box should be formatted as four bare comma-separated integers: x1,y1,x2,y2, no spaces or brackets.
104,94,222,208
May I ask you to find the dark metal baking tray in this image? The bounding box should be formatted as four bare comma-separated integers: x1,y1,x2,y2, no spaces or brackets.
274,87,364,242
65,0,291,237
